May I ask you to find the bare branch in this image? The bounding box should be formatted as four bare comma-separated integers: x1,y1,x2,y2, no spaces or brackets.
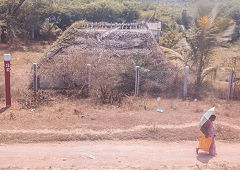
12,0,26,16
8,0,15,15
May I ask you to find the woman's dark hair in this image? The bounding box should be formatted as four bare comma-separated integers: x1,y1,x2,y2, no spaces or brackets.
210,115,216,119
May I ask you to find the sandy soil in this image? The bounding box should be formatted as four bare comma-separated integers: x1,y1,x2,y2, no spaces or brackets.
1,97,240,130
0,42,240,144
0,40,240,170
0,96,240,143
0,120,239,143
0,141,239,169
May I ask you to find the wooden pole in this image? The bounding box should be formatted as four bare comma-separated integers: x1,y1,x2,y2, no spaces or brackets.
135,66,140,96
33,63,38,93
87,64,91,96
228,68,234,100
4,54,11,107
183,66,189,101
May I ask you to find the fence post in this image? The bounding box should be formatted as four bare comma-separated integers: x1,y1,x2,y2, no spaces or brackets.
135,66,140,96
33,63,38,93
31,25,35,40
228,68,234,100
183,66,189,101
87,64,91,96
4,54,11,107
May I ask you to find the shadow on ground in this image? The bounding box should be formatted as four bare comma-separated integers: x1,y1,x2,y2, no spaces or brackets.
197,152,214,163
0,107,9,114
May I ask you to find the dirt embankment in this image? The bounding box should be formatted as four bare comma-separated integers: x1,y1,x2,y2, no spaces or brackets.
0,121,239,143
0,97,240,143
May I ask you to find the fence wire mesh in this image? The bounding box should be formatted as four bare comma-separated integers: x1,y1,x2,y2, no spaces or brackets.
34,63,240,101
233,69,240,100
2,60,237,102
138,69,184,98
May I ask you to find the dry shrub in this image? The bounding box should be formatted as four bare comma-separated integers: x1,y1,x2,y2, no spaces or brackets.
233,80,240,100
37,50,180,104
184,76,198,99
38,51,128,104
0,71,30,100
38,50,92,93
181,72,230,100
90,55,128,104
140,70,184,98
90,55,180,103
18,90,51,109
198,79,229,100
117,68,136,96
35,24,173,104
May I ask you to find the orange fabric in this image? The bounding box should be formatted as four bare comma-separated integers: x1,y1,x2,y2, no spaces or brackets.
198,136,212,152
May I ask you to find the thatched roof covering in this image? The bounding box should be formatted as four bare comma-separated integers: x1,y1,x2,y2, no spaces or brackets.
40,22,167,65
37,22,170,89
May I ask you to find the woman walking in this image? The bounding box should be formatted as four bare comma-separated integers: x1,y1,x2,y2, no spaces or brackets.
196,115,217,156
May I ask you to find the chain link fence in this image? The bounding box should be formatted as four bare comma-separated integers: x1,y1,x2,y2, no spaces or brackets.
138,69,184,98
32,63,239,102
233,69,240,100
1,58,239,103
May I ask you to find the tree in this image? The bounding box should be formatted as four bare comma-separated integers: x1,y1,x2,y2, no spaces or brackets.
184,4,234,97
0,0,59,42
18,1,57,39
2,0,26,42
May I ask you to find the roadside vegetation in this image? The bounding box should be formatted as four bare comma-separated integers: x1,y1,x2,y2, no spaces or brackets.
0,0,240,101
0,0,239,147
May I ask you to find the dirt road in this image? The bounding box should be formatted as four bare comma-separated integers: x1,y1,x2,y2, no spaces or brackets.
0,141,239,169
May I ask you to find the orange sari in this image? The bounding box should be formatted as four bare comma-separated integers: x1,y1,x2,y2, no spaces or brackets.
198,120,216,156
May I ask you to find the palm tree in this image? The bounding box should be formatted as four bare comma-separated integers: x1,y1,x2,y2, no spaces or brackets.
184,4,235,97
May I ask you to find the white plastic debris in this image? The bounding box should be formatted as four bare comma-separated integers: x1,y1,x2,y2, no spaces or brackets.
88,155,96,159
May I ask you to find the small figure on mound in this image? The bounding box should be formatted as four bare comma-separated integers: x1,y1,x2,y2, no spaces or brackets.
196,107,217,156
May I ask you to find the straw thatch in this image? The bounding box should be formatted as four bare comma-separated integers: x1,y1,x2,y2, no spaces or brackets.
37,22,169,89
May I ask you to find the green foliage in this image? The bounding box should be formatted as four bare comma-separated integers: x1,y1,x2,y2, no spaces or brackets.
1,0,240,43
50,0,141,30
160,24,183,48
222,0,240,41
18,1,57,38
0,0,141,41
140,3,182,27
214,18,233,33
183,4,234,97
0,0,57,41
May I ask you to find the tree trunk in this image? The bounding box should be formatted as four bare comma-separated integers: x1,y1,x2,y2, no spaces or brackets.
31,25,35,40
6,23,14,44
194,54,204,98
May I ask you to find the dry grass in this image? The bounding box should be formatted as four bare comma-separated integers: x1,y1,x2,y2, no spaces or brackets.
0,94,240,129
233,80,240,100
0,42,50,102
0,78,240,143
0,42,240,143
